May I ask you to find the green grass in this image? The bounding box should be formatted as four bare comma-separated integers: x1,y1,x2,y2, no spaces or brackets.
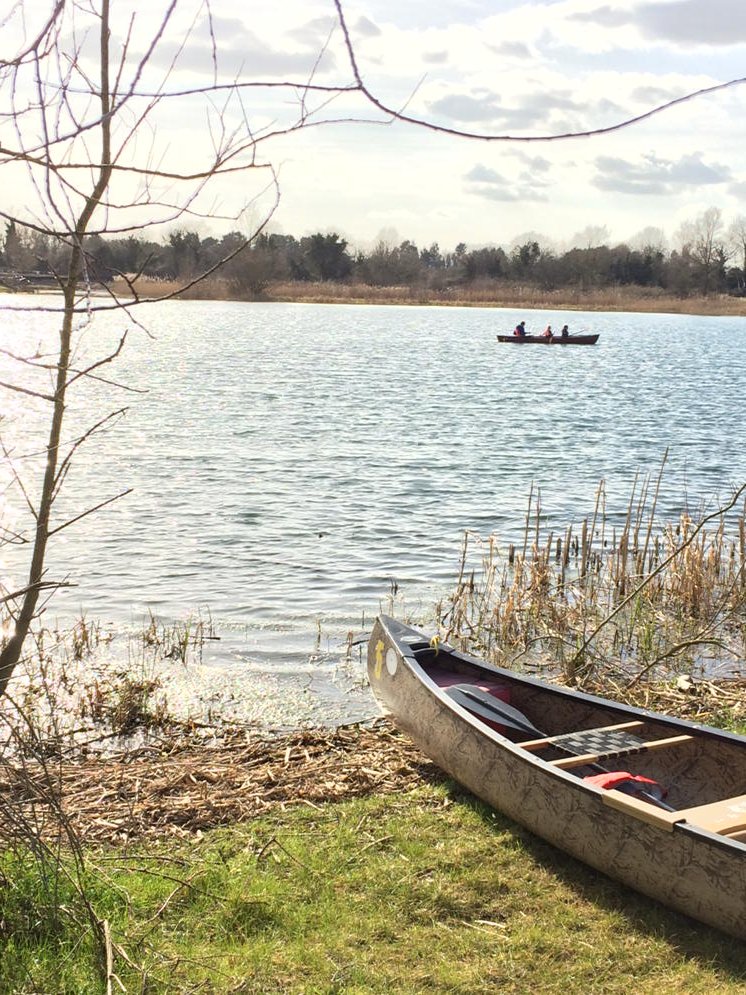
2,784,746,994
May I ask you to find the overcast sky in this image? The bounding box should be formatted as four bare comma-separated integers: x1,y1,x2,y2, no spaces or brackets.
5,0,746,252
247,0,746,250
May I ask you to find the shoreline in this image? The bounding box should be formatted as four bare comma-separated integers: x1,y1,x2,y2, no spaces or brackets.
7,713,746,991
8,280,746,317
266,292,746,317
17,669,744,845
104,278,746,318
28,720,434,843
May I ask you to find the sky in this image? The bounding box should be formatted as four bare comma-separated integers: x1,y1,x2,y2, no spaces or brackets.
3,0,746,253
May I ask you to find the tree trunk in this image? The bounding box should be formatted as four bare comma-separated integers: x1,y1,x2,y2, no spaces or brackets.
0,0,112,696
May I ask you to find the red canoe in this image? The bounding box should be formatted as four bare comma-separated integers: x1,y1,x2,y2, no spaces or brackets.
497,333,599,345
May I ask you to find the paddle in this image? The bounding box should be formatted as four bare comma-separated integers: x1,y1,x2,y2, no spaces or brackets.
447,685,544,737
445,683,674,811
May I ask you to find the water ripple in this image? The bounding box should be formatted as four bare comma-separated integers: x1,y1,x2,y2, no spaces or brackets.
2,300,745,721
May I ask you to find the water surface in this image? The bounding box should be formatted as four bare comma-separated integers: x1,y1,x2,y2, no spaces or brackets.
1,300,744,725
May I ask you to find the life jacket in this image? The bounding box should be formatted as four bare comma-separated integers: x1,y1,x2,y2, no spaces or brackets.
583,770,667,801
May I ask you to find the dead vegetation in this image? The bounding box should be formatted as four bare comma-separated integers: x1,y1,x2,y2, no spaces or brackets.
0,720,438,844
436,472,746,687
3,671,745,849
106,275,746,316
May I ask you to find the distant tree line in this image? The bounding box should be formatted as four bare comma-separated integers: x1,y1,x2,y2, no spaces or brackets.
2,206,746,299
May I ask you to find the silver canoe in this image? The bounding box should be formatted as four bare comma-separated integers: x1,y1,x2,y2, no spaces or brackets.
368,615,746,939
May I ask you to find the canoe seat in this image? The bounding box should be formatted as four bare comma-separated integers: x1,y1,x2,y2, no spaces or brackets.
547,731,693,770
676,794,746,836
520,721,646,752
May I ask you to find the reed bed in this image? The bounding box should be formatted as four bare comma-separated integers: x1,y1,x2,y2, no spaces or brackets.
252,280,746,315
435,476,746,688
0,609,223,758
268,280,682,311
107,275,746,315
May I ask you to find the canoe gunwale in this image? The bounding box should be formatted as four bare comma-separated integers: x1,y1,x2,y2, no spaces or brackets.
401,645,594,786
398,634,746,844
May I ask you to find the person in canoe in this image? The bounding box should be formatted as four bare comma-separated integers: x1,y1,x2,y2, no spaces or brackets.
560,324,569,339
543,325,553,339
514,320,527,337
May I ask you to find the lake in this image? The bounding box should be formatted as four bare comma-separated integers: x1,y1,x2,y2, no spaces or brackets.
1,298,745,727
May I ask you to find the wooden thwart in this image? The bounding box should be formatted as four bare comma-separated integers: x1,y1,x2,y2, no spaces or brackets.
602,789,681,831
548,734,693,770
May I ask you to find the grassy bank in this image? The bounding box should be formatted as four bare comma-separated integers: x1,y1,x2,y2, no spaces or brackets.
3,489,746,989
3,711,746,993
108,276,746,317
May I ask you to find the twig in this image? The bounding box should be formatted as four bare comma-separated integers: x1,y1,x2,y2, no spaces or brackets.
104,918,114,995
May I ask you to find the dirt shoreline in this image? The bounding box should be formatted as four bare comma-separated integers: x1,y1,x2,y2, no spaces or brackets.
5,673,742,845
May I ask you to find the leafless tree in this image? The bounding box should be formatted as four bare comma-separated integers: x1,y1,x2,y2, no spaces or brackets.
569,225,611,251
727,215,746,289
0,0,363,694
627,226,668,255
675,207,729,295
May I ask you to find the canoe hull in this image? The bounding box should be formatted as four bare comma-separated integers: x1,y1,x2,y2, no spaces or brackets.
368,616,746,939
497,334,599,345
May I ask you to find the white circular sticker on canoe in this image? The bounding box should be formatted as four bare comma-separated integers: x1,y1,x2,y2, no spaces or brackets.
386,647,398,675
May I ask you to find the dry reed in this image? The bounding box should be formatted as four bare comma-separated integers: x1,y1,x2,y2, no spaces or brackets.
107,276,746,316
0,721,437,843
436,476,746,687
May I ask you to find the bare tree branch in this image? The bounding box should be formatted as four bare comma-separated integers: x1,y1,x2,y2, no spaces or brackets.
47,488,133,538
333,0,746,143
0,0,63,69
0,580,73,607
53,408,128,495
2,0,743,703
66,329,129,387
0,379,55,401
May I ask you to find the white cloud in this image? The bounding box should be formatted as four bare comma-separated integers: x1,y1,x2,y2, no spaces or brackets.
422,50,449,64
729,180,746,199
148,14,339,78
613,0,746,46
505,150,553,173
464,161,550,202
487,40,533,59
593,152,732,195
354,15,382,37
3,0,746,249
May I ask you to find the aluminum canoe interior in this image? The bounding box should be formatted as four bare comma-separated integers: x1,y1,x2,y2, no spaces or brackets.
372,616,746,842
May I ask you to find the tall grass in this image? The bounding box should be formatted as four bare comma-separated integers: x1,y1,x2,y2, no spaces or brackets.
436,475,746,687
108,275,746,315
0,689,117,990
